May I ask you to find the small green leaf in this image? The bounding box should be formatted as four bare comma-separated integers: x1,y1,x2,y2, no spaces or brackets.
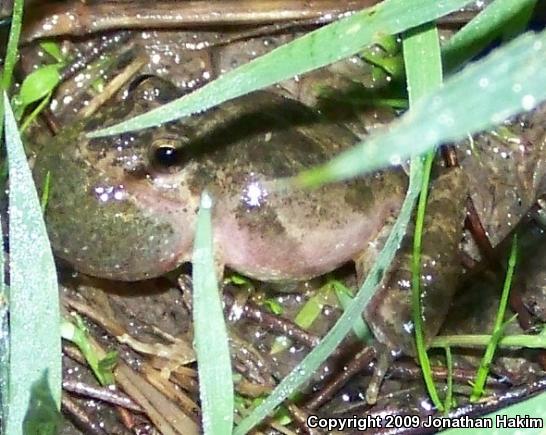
273,405,292,426
271,281,333,354
39,41,65,63
97,351,118,386
18,64,60,108
263,299,284,315
227,273,251,286
332,281,371,342
61,318,114,386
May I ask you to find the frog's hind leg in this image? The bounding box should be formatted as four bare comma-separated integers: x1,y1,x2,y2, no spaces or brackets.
362,167,468,356
353,167,468,403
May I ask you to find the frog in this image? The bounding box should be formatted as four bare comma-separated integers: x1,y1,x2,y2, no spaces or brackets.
33,68,546,363
32,76,409,284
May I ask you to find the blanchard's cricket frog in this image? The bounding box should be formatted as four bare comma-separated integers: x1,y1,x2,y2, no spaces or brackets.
33,76,407,283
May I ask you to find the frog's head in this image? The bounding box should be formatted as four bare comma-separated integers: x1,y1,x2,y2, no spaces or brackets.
34,77,200,280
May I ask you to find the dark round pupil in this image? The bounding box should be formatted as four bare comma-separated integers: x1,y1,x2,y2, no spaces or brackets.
155,145,180,167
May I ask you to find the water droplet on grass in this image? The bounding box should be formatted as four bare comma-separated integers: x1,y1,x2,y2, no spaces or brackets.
522,94,536,111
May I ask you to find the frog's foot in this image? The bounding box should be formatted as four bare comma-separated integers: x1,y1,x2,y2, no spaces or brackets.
365,343,394,405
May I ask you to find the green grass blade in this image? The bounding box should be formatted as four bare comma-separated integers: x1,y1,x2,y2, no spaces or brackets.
0,218,6,433
87,0,472,138
298,29,546,186
0,0,23,92
193,192,234,435
332,280,371,342
0,0,23,142
444,346,454,413
234,159,425,435
4,94,61,434
404,24,444,411
271,282,332,354
430,332,546,349
470,235,518,402
0,1,23,429
443,0,537,71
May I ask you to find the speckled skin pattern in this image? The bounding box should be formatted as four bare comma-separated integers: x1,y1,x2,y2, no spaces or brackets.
33,77,407,281
362,104,546,356
363,168,468,355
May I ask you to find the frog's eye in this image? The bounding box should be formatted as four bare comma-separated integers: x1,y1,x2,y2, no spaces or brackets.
151,140,185,172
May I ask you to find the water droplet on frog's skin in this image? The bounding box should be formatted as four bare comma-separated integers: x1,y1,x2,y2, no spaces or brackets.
402,320,414,334
522,94,536,111
420,399,433,411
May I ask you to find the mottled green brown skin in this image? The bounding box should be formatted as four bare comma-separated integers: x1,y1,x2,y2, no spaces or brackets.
33,77,408,281
42,76,532,356
33,121,189,280
363,168,468,355
361,104,546,356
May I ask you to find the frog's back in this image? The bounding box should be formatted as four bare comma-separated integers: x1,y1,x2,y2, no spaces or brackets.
176,92,407,280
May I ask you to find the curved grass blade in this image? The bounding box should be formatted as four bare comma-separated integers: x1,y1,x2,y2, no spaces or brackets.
88,0,472,138
0,1,23,429
298,28,546,186
404,23,444,412
4,94,61,434
0,0,22,92
470,235,518,402
0,0,23,144
234,159,424,435
0,218,6,433
193,192,234,435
